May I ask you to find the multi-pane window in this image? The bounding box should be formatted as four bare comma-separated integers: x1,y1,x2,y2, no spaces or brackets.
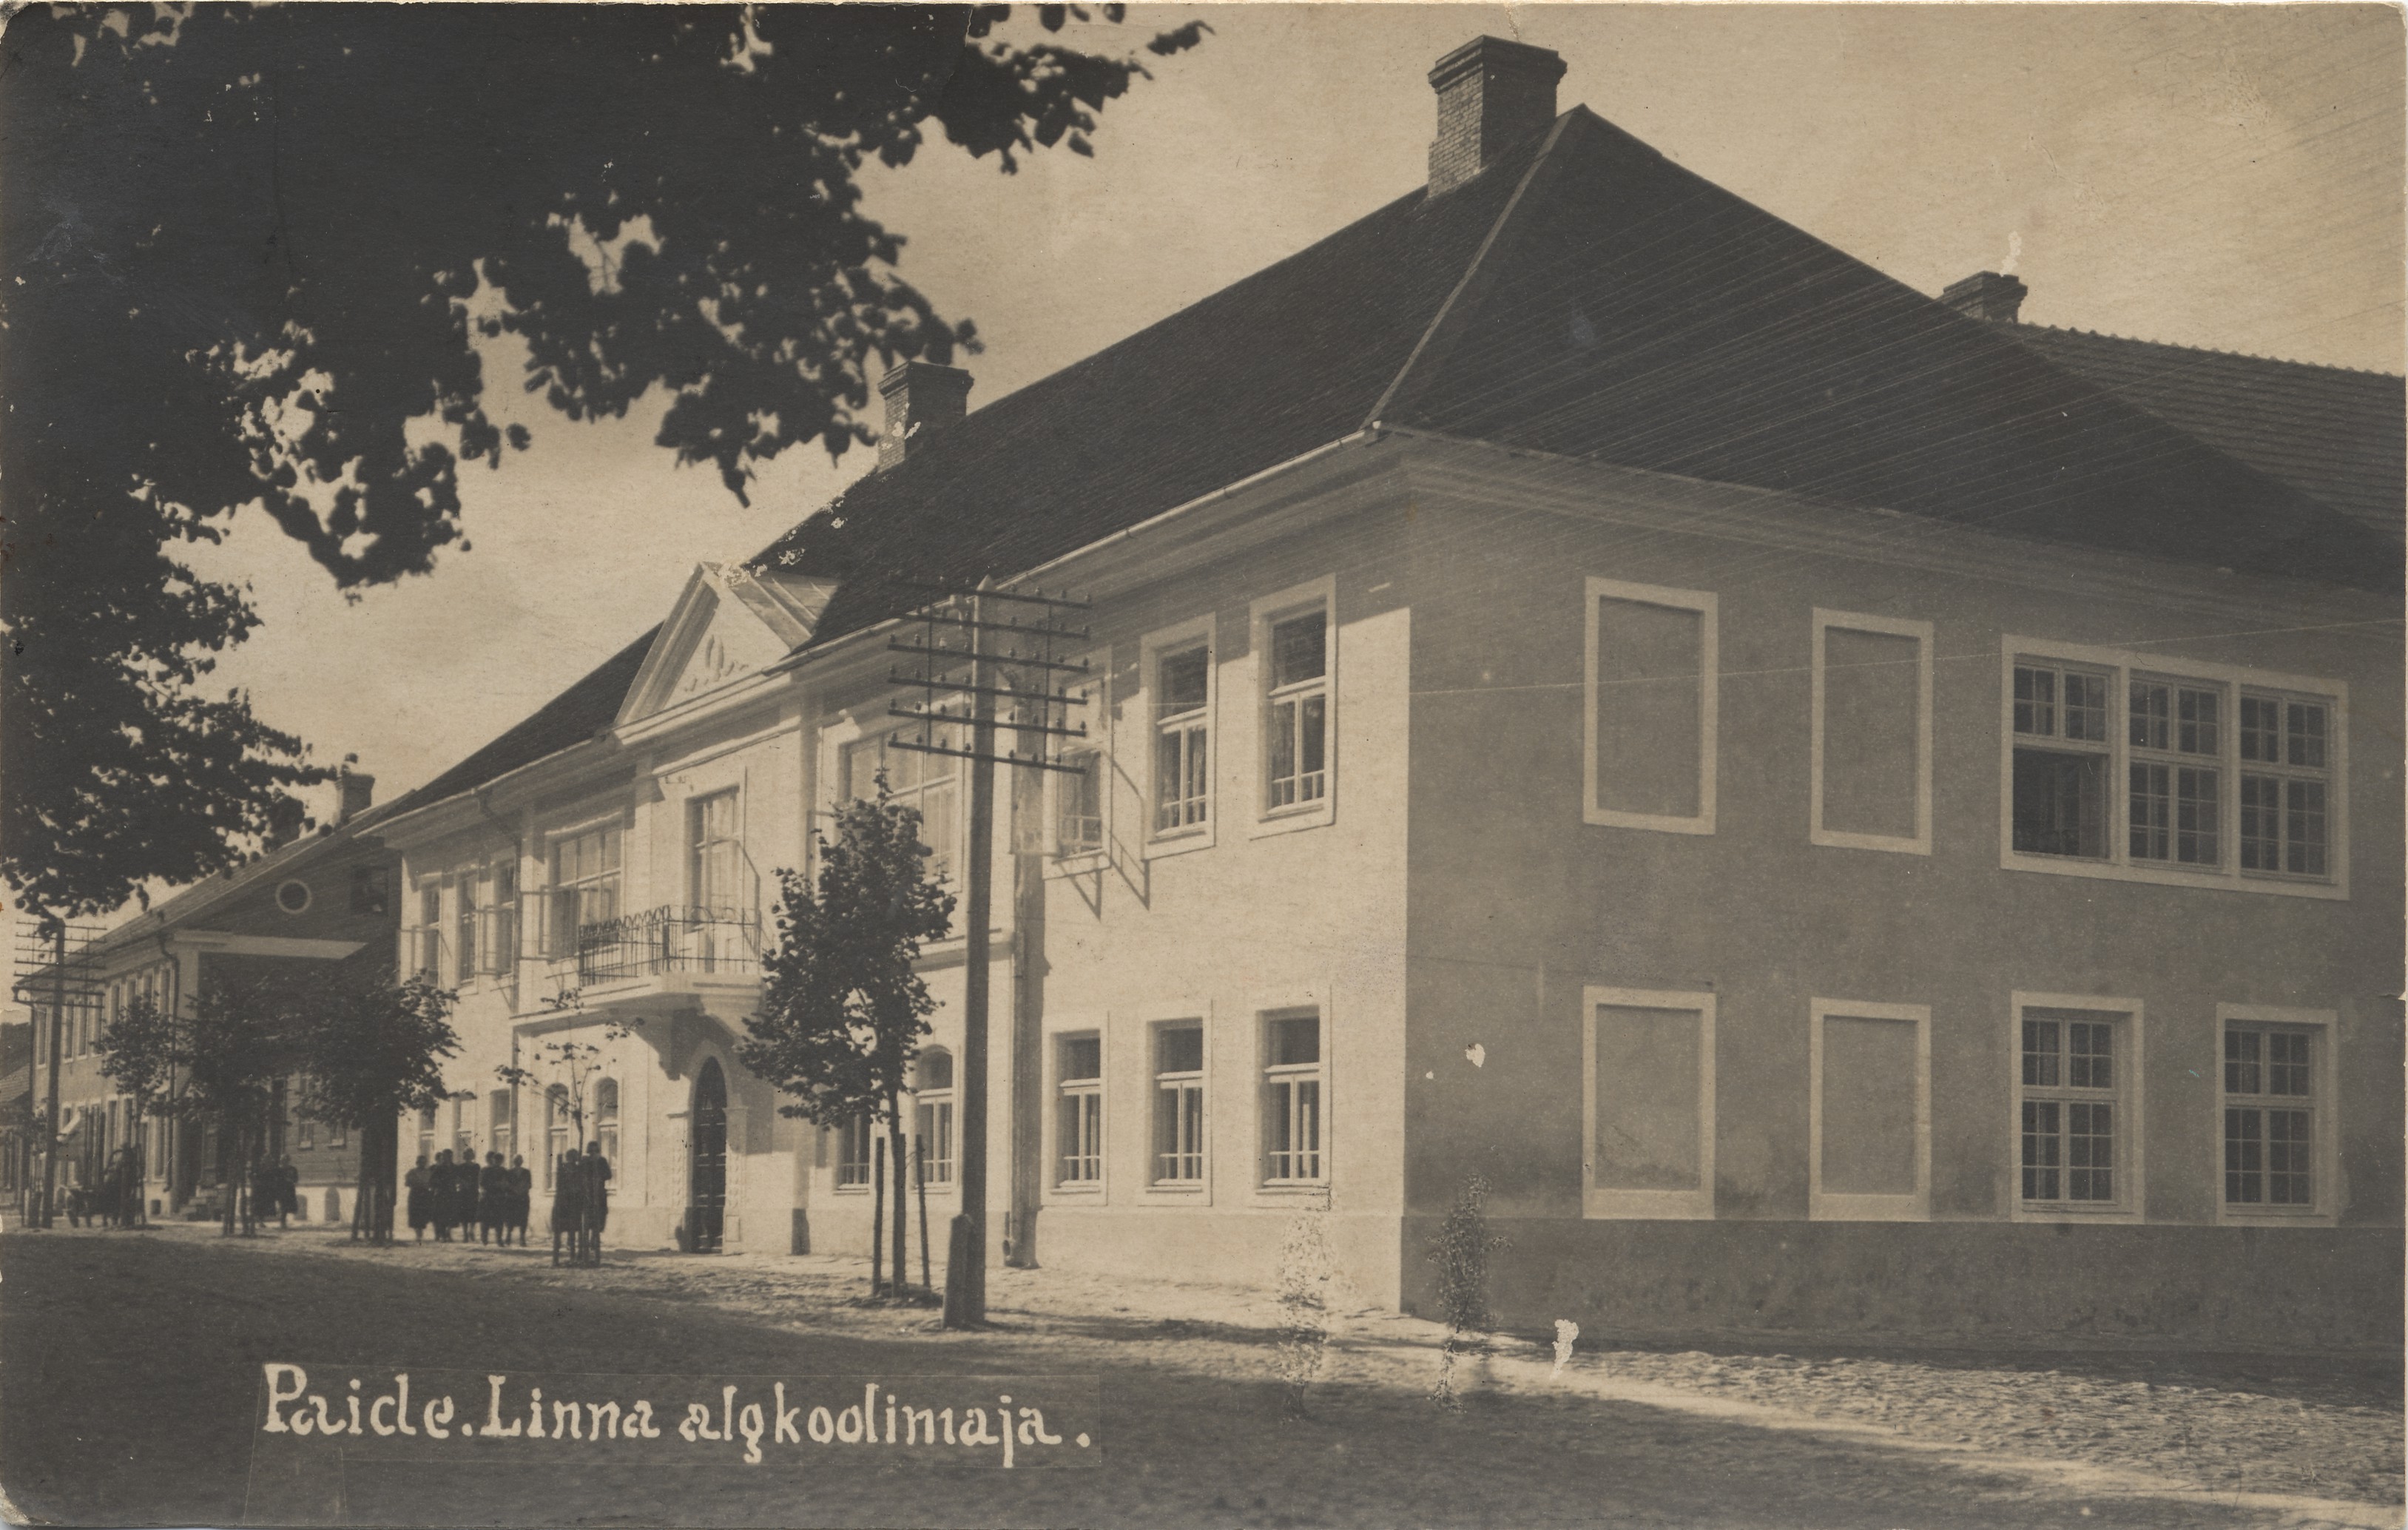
2128,679,2221,866
489,1090,513,1166
836,1113,875,1190
451,1093,478,1161
689,791,743,911
2239,694,2330,877
2009,648,2340,890
1056,750,1103,857
845,726,960,880
2225,1025,2316,1209
914,1048,954,1187
1151,1022,1207,1184
418,1106,437,1167
2011,664,2110,857
1264,611,1328,811
482,860,520,975
550,825,623,953
1153,646,1211,833
416,884,444,977
593,1077,619,1163
2019,1008,2123,1208
1260,1012,1323,1184
544,1088,569,1190
1055,1035,1102,1186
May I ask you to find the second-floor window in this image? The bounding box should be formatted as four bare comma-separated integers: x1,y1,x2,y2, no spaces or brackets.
2239,693,2331,877
1153,645,1210,833
455,879,478,984
1264,610,1327,811
416,883,444,977
550,824,622,952
689,791,743,912
845,727,960,881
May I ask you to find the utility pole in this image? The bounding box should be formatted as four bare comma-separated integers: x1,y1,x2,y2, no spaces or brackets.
41,920,65,1230
887,579,1089,1329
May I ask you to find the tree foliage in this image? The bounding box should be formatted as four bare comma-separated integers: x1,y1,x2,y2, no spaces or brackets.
740,776,954,1289
1,2,1206,917
95,991,179,1122
171,968,306,1233
289,965,459,1139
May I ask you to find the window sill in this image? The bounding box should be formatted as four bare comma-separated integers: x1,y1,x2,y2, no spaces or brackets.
1138,1182,1210,1205
1808,1195,1929,1222
2216,1206,2333,1227
1043,849,1110,881
2011,1202,2142,1224
1248,801,1333,840
2000,851,2345,900
1584,807,1716,836
1141,827,1215,862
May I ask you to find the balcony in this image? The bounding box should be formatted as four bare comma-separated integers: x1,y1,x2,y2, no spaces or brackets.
541,905,763,1011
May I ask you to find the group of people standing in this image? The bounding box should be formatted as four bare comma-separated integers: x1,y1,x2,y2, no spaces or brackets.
405,1149,531,1244
400,1144,611,1262
61,1143,149,1227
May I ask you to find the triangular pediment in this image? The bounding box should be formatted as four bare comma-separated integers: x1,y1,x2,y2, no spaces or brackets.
617,563,837,725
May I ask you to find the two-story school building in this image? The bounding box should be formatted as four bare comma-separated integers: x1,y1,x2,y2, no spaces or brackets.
377,38,2402,1348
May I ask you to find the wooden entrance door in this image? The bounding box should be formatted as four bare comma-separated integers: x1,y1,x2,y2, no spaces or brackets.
689,1059,727,1252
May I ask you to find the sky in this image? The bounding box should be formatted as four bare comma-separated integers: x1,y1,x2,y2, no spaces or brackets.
166,1,2403,878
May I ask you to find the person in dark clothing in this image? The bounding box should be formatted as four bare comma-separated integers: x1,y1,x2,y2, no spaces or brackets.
430,1149,456,1241
549,1148,584,1267
578,1141,613,1264
507,1154,533,1246
455,1148,480,1235
405,1155,431,1240
274,1156,298,1228
479,1152,510,1244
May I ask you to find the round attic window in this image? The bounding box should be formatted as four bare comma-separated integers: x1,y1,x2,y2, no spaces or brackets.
275,879,312,914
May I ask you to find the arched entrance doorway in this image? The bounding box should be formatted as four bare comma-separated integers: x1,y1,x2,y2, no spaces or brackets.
688,1059,727,1253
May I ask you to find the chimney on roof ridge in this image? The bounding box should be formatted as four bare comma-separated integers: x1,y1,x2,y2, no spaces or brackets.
1427,36,1567,196
876,360,974,471
1942,271,2028,325
337,771,375,826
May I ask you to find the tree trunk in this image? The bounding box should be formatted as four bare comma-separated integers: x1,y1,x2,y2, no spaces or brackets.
888,1090,908,1298
220,1114,237,1237
870,1129,886,1297
916,1133,931,1296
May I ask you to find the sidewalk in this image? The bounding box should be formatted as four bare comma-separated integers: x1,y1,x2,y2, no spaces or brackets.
113,1219,2405,1524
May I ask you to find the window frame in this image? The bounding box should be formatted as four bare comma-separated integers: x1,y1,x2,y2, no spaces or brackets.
1583,577,1719,835
2008,991,2146,1224
1581,985,1717,1220
913,1047,956,1193
1248,577,1338,838
1139,616,1217,858
687,787,747,915
1255,1006,1327,1191
544,816,627,957
1048,1028,1105,1196
1046,656,1111,874
1141,1012,1212,1200
840,718,963,886
1807,1000,1931,1221
2214,1004,2338,1227
833,1113,876,1193
1997,636,2347,900
1810,610,1933,855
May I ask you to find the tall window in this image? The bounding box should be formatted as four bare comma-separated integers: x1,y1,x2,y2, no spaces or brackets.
593,1077,619,1163
2129,678,2221,866
2224,1022,2318,1211
455,877,479,984
486,860,519,975
416,883,443,977
452,1093,477,1159
837,1113,874,1189
844,727,959,880
1260,1011,1323,1184
1151,1022,1206,1184
1054,1036,1102,1187
1584,988,1716,1218
1153,645,1211,833
689,792,743,912
2018,1005,2131,1211
1056,749,1104,857
2006,642,2341,893
489,1090,513,1165
1812,612,1930,854
544,1086,570,1190
1585,579,1716,833
2011,662,2110,857
2240,693,2330,877
914,1049,954,1187
417,1107,436,1165
550,825,623,952
1264,610,1327,811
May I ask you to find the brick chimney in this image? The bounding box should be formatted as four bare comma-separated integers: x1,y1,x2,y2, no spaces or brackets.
337,772,375,825
876,360,974,471
1428,36,1567,196
1942,271,2028,324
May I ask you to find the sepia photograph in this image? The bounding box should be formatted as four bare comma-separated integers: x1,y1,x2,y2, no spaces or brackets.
0,4,2401,1526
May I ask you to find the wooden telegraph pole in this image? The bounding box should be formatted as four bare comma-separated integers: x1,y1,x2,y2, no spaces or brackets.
886,579,1088,1329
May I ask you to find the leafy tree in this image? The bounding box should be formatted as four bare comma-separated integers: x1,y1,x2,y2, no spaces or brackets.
289,963,459,1244
1,3,1207,920
172,970,304,1236
741,776,955,1295
95,992,180,1227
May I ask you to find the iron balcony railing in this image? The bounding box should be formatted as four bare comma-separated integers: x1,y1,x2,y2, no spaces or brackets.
546,905,763,993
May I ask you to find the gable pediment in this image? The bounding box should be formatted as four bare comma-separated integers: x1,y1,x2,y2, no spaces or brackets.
617,563,837,726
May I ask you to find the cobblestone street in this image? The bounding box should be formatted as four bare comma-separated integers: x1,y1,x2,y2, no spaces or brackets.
9,1219,2387,1528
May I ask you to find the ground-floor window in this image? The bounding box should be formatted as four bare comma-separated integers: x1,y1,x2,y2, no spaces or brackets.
1054,1034,1102,1187
2222,1012,2327,1215
2016,997,2138,1216
1151,1022,1206,1185
837,1113,874,1190
1259,1011,1323,1184
914,1048,954,1187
